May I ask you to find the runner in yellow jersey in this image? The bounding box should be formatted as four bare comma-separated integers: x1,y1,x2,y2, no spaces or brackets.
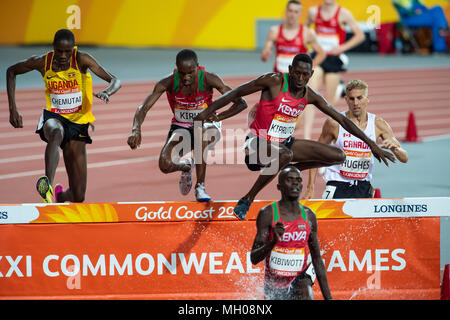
7,29,121,203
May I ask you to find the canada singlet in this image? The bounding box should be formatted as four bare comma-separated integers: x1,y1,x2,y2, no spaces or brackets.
324,111,376,182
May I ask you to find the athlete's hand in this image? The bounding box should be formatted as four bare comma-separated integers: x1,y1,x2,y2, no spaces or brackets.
380,137,400,151
328,45,344,56
261,48,273,62
9,109,23,128
206,113,220,122
273,221,285,242
127,130,142,149
95,91,110,103
370,142,396,166
194,110,210,122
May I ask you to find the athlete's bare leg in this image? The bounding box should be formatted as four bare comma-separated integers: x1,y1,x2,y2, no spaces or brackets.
194,126,220,187
297,66,324,139
57,140,87,202
240,141,293,203
290,138,346,170
42,118,64,186
324,72,341,106
291,277,314,300
159,130,193,174
234,138,345,219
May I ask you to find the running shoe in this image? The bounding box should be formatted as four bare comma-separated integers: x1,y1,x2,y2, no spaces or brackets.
36,176,53,203
233,198,252,220
179,158,194,196
54,184,64,203
336,78,346,98
195,183,211,202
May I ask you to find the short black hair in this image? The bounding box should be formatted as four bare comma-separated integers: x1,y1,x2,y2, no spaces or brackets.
292,53,313,68
278,166,302,184
176,49,198,64
287,0,302,7
53,29,75,45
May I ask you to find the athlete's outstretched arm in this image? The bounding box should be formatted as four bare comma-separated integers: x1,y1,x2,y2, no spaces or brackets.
306,208,332,300
376,116,408,163
205,72,248,122
127,76,172,149
195,73,281,122
6,55,45,128
308,88,396,166
78,52,121,103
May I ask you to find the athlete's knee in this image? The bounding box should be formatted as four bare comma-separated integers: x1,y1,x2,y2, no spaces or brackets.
159,156,176,174
279,149,294,165
44,122,64,143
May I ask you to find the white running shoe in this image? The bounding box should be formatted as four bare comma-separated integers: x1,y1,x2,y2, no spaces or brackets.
336,78,346,98
179,158,194,196
195,183,211,202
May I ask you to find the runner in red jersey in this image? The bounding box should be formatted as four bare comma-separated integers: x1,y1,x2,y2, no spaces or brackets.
250,166,331,299
261,0,325,73
299,0,365,140
195,53,395,220
127,49,246,202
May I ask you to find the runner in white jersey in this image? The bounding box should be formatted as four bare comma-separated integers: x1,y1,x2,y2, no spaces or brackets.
303,79,408,199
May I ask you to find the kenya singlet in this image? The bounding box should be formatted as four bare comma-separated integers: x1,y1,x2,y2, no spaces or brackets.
249,73,307,143
265,201,311,289
166,66,213,128
324,112,376,182
314,6,346,54
274,24,308,73
43,46,94,124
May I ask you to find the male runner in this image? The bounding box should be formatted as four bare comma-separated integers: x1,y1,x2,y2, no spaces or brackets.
300,0,365,139
7,29,121,203
250,166,332,300
127,49,246,202
261,0,325,73
303,79,408,199
194,53,395,219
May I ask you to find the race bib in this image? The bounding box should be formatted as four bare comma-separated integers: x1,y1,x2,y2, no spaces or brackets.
276,53,295,73
174,104,206,123
317,34,340,53
269,246,305,277
340,149,371,179
267,114,297,142
322,184,337,199
50,92,82,114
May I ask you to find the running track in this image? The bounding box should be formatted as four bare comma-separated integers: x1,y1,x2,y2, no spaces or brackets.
1,67,450,204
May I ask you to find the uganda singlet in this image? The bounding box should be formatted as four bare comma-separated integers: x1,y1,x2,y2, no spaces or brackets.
166,66,213,128
43,46,94,124
314,6,346,54
324,111,376,182
274,24,308,73
249,73,307,143
265,202,311,289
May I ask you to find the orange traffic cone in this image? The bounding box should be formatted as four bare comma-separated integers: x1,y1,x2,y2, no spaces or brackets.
373,188,381,198
403,111,421,142
441,264,450,300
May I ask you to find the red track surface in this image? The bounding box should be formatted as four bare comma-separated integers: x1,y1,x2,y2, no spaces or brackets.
1,67,450,203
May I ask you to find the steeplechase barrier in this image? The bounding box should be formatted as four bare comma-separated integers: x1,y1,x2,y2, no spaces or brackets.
0,197,448,299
